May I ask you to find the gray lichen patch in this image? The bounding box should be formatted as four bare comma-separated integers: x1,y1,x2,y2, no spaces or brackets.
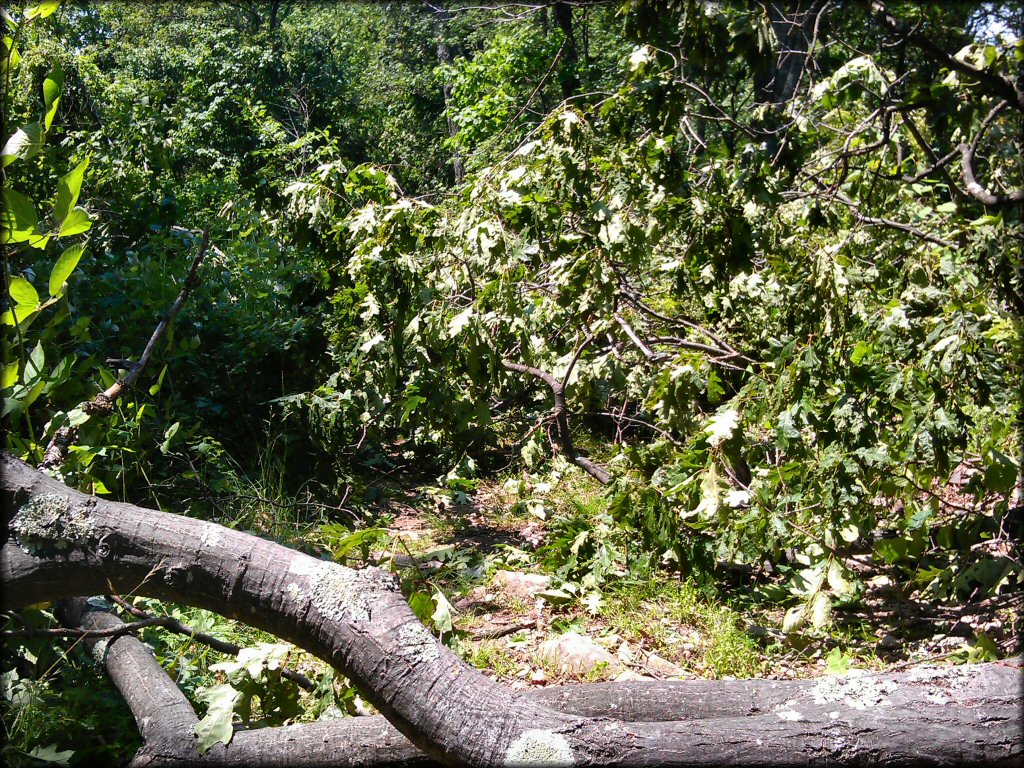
811,671,896,710
310,563,399,625
774,707,804,721
90,638,110,664
396,622,440,664
907,664,976,705
504,729,574,767
11,493,96,555
199,524,222,547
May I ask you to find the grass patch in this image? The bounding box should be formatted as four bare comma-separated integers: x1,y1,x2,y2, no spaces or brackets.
601,578,770,679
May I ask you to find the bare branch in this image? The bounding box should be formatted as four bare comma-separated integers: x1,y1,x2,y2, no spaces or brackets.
39,229,211,470
870,1,1024,112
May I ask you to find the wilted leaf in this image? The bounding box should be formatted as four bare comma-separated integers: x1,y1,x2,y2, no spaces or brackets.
194,684,240,753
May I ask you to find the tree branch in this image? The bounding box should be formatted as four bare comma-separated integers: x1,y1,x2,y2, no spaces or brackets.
870,1,1024,112
3,455,1021,767
502,356,612,484
38,228,211,470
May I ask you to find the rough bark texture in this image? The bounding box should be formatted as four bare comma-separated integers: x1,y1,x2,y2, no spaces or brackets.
60,596,1024,768
754,0,824,108
3,453,1021,767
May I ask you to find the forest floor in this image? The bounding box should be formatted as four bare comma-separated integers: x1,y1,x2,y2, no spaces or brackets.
353,465,1021,690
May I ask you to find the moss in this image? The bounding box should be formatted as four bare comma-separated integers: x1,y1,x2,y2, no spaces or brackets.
11,494,95,555
504,729,574,767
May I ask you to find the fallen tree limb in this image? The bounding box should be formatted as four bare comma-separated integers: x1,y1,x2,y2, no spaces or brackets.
3,453,1021,767
57,596,1023,768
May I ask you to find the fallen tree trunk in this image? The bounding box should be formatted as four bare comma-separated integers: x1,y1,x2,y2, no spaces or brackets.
3,453,1021,767
57,597,1024,768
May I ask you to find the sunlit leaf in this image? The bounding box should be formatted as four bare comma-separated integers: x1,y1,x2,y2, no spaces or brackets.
48,242,86,296
194,684,240,753
54,158,90,225
58,206,92,237
1,122,43,166
9,276,39,308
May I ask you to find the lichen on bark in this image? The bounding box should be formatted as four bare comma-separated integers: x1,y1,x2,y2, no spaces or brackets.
309,562,399,624
11,493,96,555
396,622,440,663
504,729,574,767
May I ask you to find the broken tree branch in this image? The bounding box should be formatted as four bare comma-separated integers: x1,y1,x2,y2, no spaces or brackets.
38,228,211,470
502,353,612,484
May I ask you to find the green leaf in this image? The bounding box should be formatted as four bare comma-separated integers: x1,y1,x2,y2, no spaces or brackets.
838,523,860,543
781,604,806,633
48,242,86,296
149,364,168,395
826,560,854,595
20,378,45,410
58,206,92,237
67,407,89,427
825,647,852,675
194,684,240,753
160,421,181,454
43,65,64,131
1,361,18,389
26,341,46,381
54,158,89,226
44,98,60,133
448,307,474,337
43,64,63,109
25,1,61,19
536,589,575,605
1,122,43,166
9,276,39,308
809,592,832,629
400,394,426,425
1,188,40,241
983,448,1018,494
431,589,453,635
408,590,434,623
1,36,22,74
26,745,73,766
704,408,740,447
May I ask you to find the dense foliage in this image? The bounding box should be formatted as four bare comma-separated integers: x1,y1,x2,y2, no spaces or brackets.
2,1,1021,764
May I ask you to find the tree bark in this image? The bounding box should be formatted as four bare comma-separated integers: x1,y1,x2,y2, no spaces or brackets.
56,596,1024,768
754,0,824,108
428,0,466,184
553,1,579,100
3,453,1021,767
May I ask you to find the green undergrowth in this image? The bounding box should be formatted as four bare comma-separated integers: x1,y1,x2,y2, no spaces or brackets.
598,579,770,679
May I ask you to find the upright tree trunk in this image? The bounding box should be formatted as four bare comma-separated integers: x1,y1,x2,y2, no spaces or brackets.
754,0,823,108
428,1,465,183
553,1,579,100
